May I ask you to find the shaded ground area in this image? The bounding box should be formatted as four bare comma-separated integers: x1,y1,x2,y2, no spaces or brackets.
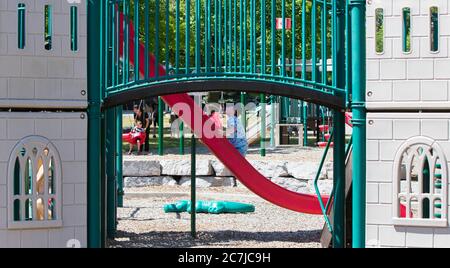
109,186,324,248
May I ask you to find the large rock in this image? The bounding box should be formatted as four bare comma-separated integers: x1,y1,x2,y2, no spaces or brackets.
160,159,214,176
270,177,308,193
249,160,289,178
307,180,333,195
211,160,234,177
179,176,235,187
286,161,327,180
124,176,176,187
123,160,161,177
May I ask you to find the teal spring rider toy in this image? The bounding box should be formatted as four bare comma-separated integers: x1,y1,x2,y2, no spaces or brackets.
164,200,255,214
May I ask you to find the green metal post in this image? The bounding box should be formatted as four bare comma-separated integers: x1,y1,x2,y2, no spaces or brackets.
106,107,116,239
303,102,308,146
87,0,103,248
260,93,266,156
100,113,107,248
351,0,367,248
116,106,123,208
240,92,247,132
179,121,185,155
158,96,164,155
190,134,196,238
332,0,347,248
270,95,275,148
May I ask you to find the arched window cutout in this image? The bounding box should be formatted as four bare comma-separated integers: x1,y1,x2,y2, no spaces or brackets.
7,136,62,229
375,8,384,54
393,137,448,227
430,6,439,52
402,7,411,53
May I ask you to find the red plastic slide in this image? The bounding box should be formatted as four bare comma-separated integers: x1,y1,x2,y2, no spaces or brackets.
118,13,329,214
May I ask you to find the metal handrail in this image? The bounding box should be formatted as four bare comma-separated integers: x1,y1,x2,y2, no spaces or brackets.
313,130,334,231
314,132,353,233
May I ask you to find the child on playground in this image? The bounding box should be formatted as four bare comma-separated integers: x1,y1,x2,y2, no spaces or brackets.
210,109,223,133
226,107,248,187
226,107,248,156
126,121,146,155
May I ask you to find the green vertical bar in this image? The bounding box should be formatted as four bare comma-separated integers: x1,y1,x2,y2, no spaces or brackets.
322,0,327,86
158,96,164,155
270,95,275,147
243,0,246,72
331,0,337,87
106,108,116,239
180,121,185,155
205,0,211,72
302,102,307,146
312,0,317,84
215,0,218,71
104,1,111,92
234,0,237,72
239,0,243,71
114,4,119,86
351,0,367,249
196,0,201,74
271,0,276,76
87,0,103,249
116,106,124,208
224,0,227,69
261,0,266,73
134,0,139,82
165,0,170,75
250,0,254,72
260,94,266,157
281,0,286,76
145,0,149,79
191,134,197,238
253,0,256,73
292,0,296,78
301,0,306,80
100,111,107,248
176,0,180,74
345,0,352,105
218,0,222,70
155,0,160,79
111,4,116,87
240,92,247,132
229,0,232,72
123,1,129,84
244,0,251,72
186,0,191,74
332,0,346,246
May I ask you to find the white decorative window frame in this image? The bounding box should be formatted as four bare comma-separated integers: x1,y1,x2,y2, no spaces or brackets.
393,136,448,227
7,136,63,229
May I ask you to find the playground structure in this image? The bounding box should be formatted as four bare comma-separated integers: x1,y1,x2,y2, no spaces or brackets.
0,0,449,248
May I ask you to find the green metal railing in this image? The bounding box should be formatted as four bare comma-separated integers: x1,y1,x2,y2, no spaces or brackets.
104,0,349,105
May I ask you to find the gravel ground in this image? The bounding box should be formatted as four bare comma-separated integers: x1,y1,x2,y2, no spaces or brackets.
109,185,325,248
